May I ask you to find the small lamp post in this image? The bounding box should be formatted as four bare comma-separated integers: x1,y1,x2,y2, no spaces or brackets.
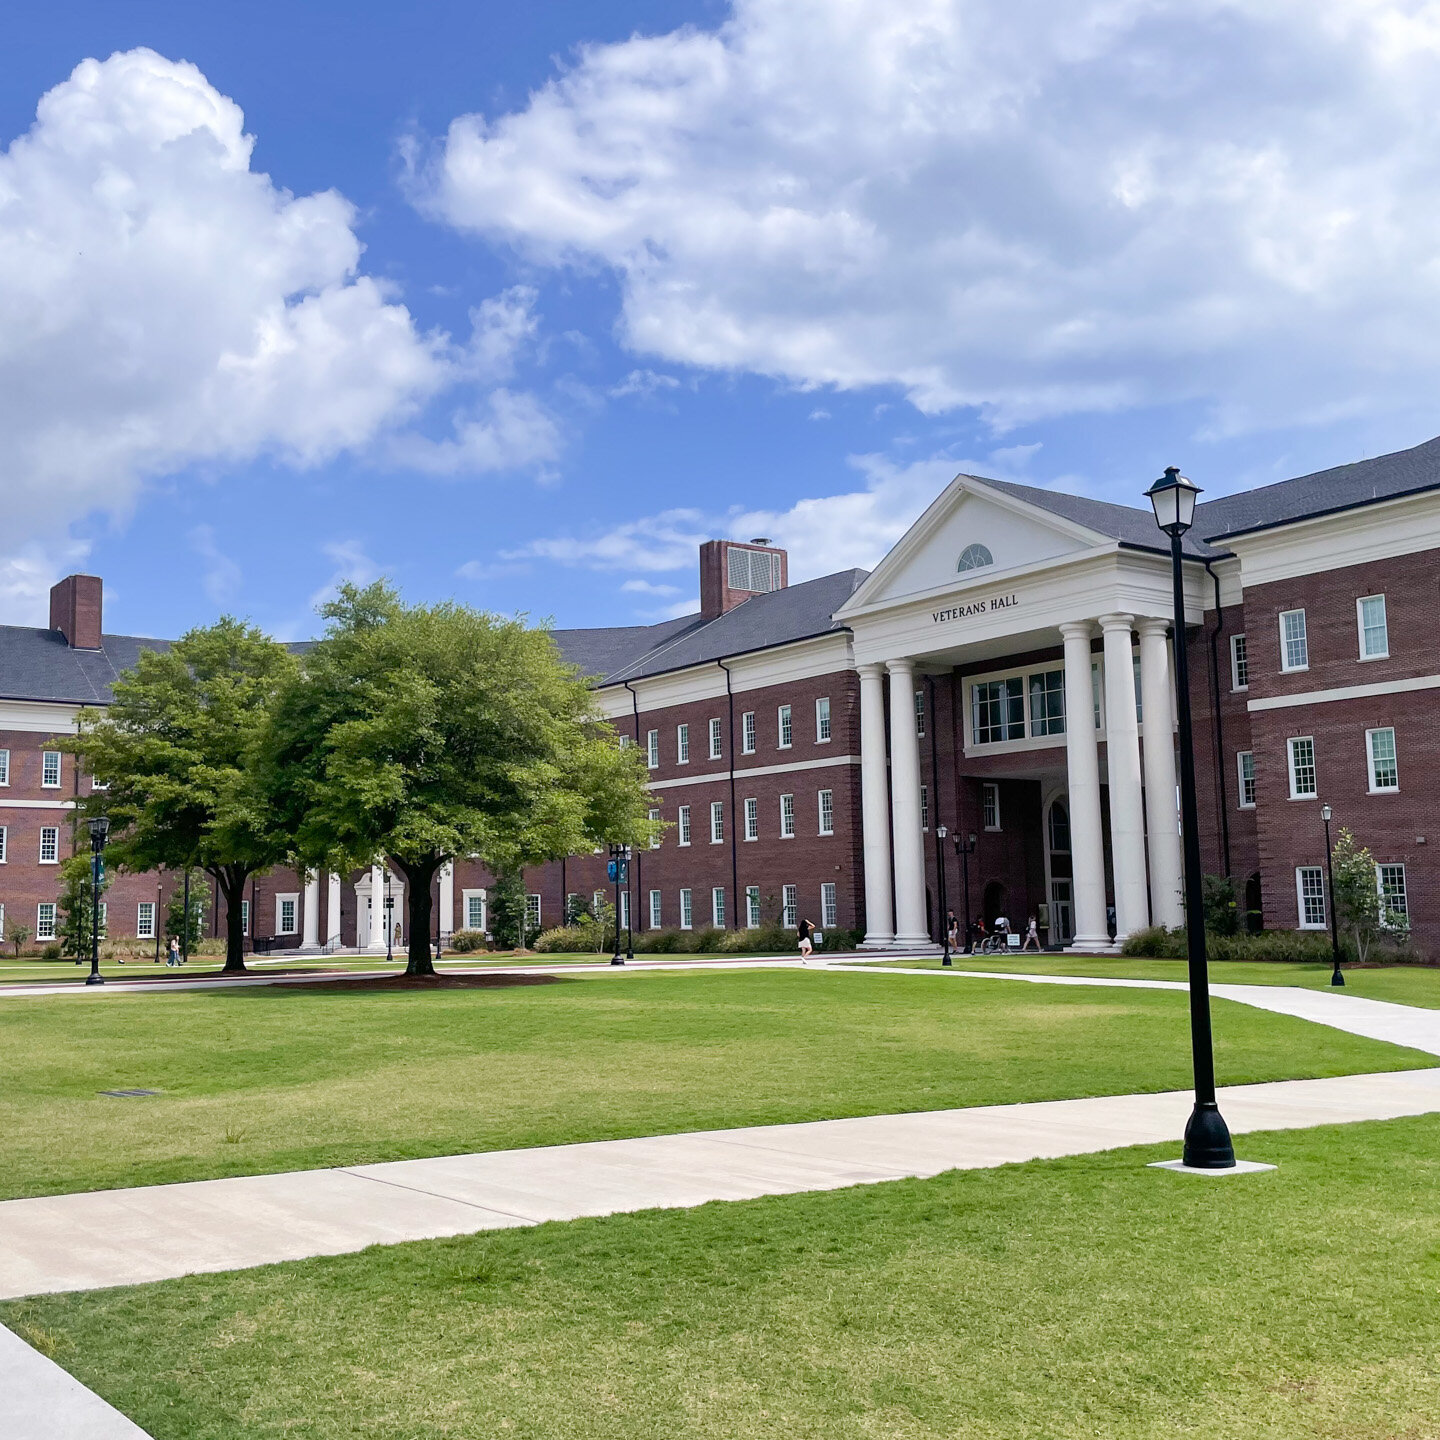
608,842,630,965
953,831,977,953
1321,803,1344,987
155,878,163,964
181,867,191,967
85,815,110,986
935,824,952,965
383,873,395,964
1146,465,1235,1169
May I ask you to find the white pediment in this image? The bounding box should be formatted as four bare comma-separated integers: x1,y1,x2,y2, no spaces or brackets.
838,474,1108,614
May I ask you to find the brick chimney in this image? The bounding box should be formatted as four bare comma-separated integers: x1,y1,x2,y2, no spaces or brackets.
49,574,103,650
700,539,789,619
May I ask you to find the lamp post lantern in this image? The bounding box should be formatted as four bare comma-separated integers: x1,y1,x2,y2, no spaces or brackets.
1321,803,1344,987
935,824,952,965
85,815,110,986
953,831,977,954
1146,465,1236,1169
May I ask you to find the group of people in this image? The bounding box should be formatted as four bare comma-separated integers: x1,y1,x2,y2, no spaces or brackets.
945,910,1042,954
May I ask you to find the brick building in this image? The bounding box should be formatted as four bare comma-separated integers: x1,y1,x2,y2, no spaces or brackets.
2,435,1438,956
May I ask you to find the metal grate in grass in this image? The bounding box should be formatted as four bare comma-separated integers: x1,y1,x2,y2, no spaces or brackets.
98,1088,160,1098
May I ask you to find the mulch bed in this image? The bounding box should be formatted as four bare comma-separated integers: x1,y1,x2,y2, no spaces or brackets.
268,972,564,993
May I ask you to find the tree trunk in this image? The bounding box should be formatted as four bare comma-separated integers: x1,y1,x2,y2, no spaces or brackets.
393,855,441,976
214,866,250,973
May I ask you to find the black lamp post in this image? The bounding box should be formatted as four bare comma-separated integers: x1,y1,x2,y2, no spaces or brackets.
935,824,952,965
181,867,191,967
1145,465,1235,1169
384,873,395,964
85,815,110,986
608,842,630,965
155,878,163,963
1321,803,1344,987
953,831,977,954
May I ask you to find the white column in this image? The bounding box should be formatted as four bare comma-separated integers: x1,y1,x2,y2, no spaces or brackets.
1060,621,1111,950
439,861,455,945
300,870,320,952
1137,618,1185,930
326,871,342,950
857,662,895,947
1100,613,1150,941
368,862,386,952
886,658,931,948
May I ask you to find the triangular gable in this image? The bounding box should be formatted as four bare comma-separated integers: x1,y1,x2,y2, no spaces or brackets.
836,473,1111,615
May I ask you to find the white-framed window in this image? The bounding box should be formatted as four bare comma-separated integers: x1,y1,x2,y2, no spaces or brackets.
649,889,662,929
972,678,1024,744
815,697,831,742
1237,751,1256,809
821,882,838,929
646,729,660,769
712,886,726,928
565,893,581,925
982,782,1001,831
677,723,690,764
782,884,797,928
915,689,926,737
619,890,629,930
276,894,299,935
1378,864,1409,927
745,885,761,928
1280,609,1309,672
38,827,59,864
36,902,56,941
1366,727,1399,792
741,711,757,754
0,749,9,785
1230,634,1249,691
920,784,929,831
592,890,605,919
619,734,634,749
1132,652,1144,726
679,888,693,930
41,751,61,788
98,902,107,939
780,793,795,838
778,704,793,749
649,807,661,849
240,899,250,938
1357,595,1389,660
463,889,487,932
1296,867,1327,928
1028,670,1066,737
677,804,692,846
709,717,723,760
1092,661,1103,730
710,800,725,844
525,894,542,937
1286,736,1317,799
744,797,759,841
818,789,834,836
0,826,6,863
0,904,4,938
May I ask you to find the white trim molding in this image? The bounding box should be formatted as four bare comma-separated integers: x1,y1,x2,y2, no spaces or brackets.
647,752,860,792
1247,673,1440,712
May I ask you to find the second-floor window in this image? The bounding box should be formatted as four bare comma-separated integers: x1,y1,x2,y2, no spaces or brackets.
1028,670,1065,736
1280,609,1308,672
0,749,9,785
915,689,926,736
780,793,795,838
983,782,1001,830
1287,736,1317,799
778,704,793,749
1357,595,1389,660
41,751,61,788
1237,751,1256,808
649,807,661,849
1367,727,1399,792
741,711,756,754
677,804,692,845
677,723,690,763
709,718,723,760
743,797,759,841
646,729,660,769
1230,634,1249,690
0,826,6,862
973,678,1024,744
815,697,831,742
818,788,834,835
39,826,59,863
710,801,724,843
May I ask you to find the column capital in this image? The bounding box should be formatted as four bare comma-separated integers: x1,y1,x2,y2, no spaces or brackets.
1058,619,1095,642
885,657,916,678
856,661,886,680
1134,616,1170,639
1097,611,1136,633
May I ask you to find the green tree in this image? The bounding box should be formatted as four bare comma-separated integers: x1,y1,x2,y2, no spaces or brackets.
56,851,108,960
1330,827,1397,965
488,872,528,950
65,619,297,973
164,871,212,953
263,582,657,976
6,919,31,956
1201,875,1240,936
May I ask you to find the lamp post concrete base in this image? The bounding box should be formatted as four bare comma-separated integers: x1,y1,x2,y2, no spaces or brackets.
1148,1159,1277,1176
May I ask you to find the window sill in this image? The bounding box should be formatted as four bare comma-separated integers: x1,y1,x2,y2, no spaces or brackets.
984,825,1003,833
1238,803,1256,811
1288,794,1318,802
819,830,834,838
815,738,832,745
1279,666,1309,675
1298,923,1327,931
1368,787,1400,796
38,859,58,866
1231,685,1249,694
1358,653,1390,663
779,834,795,841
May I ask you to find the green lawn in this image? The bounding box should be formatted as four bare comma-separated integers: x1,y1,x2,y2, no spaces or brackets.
10,1114,1440,1439
860,952,1440,1006
0,969,1430,1200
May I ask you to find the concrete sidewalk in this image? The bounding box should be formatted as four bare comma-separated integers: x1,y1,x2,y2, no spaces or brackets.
4,1066,1439,1301
0,1322,152,1439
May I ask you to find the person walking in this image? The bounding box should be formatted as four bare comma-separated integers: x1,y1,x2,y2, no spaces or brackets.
946,909,960,953
1023,914,1041,951
797,916,815,962
166,936,180,968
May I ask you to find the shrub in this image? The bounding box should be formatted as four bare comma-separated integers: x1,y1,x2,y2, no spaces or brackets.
448,929,488,953
1121,926,1367,965
41,944,62,960
1202,875,1240,936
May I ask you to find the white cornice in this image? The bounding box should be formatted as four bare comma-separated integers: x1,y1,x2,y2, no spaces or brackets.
1247,673,1440,712
647,753,860,792
0,701,87,734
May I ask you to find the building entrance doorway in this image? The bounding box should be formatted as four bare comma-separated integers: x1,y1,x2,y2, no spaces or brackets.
1045,798,1074,945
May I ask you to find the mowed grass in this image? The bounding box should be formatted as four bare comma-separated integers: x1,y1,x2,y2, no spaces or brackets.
10,1115,1440,1439
865,952,1440,1006
0,969,1431,1200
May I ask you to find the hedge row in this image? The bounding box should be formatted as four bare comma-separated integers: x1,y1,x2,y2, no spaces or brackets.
530,922,864,955
1121,925,1422,964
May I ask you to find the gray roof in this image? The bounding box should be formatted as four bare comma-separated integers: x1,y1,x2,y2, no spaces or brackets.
1196,433,1440,540
556,569,869,686
0,628,170,705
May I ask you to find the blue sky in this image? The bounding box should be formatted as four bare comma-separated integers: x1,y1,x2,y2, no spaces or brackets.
5,1,1440,641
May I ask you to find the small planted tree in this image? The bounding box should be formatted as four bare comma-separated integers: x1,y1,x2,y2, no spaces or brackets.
164,871,212,953
56,851,108,960
263,582,658,976
1330,827,1396,965
6,920,31,956
66,619,297,973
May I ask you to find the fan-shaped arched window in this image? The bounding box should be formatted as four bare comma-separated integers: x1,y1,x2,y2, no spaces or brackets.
957,543,994,573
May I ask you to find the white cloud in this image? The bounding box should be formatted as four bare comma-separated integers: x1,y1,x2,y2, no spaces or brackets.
620,578,682,596
423,0,1440,438
609,368,682,400
0,50,556,621
188,524,242,607
506,508,711,573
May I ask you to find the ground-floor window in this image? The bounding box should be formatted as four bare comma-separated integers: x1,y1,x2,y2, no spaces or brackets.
618,891,630,930
820,882,838,929
0,826,7,863
39,826,58,863
1287,737,1317,799
920,784,929,831
136,901,156,940
240,899,250,937
745,885,761,928
1378,864,1408,928
649,808,661,848
464,890,487,932
1237,751,1256,808
1296,867,1327,928
649,889,662,928
711,887,725,928
679,888,693,930
1048,879,1073,944
276,894,299,935
36,902,56,941
818,788,834,835
782,884,797,928
982,782,1001,831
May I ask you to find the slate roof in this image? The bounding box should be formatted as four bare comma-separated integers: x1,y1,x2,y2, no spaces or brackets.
0,628,170,705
